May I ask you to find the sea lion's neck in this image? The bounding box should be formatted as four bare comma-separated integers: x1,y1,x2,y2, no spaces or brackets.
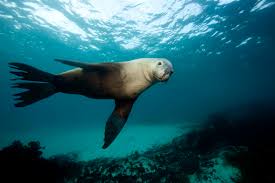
140,63,153,84
119,61,155,98
121,61,151,83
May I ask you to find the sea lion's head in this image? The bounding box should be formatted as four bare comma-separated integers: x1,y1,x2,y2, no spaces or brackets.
151,58,174,82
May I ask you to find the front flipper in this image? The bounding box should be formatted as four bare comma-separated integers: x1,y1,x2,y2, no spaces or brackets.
55,58,115,73
102,99,136,149
55,59,91,68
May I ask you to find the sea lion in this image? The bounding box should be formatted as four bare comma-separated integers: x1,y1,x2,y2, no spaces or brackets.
9,58,174,149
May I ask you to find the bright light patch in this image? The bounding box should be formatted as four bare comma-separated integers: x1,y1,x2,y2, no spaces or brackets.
225,40,232,44
121,37,141,49
59,0,124,22
216,0,239,6
207,19,219,25
22,2,90,41
180,23,195,34
0,0,251,52
59,0,96,23
0,0,17,8
236,37,252,48
173,3,203,22
250,0,275,12
0,14,13,19
75,0,125,21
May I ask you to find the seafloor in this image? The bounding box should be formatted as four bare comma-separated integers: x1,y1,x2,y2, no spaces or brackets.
1,102,275,183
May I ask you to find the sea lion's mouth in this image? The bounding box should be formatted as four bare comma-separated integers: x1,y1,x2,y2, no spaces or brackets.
160,71,170,82
155,67,173,82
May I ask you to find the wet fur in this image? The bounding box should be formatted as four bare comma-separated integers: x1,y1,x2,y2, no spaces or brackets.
56,60,153,99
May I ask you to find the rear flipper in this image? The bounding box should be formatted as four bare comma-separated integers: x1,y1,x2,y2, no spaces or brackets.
9,62,57,107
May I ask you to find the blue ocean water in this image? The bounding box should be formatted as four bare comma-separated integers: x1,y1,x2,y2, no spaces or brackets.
0,0,275,163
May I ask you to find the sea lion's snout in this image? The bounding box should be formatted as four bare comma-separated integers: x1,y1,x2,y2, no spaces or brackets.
161,68,172,82
165,67,174,76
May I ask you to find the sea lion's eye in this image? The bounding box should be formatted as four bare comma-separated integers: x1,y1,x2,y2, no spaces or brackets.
158,62,162,65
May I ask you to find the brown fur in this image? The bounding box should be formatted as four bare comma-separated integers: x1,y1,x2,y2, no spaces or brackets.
56,60,154,100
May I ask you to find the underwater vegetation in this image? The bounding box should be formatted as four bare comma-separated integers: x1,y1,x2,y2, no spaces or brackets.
0,140,82,183
1,102,275,183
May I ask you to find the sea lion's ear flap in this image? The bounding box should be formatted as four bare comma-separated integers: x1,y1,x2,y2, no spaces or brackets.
102,99,136,149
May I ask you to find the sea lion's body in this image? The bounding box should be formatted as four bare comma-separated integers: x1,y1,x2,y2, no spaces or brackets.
9,58,174,149
58,59,152,99
58,64,124,99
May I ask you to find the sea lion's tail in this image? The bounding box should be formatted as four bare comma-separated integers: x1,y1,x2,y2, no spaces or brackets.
9,62,57,107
